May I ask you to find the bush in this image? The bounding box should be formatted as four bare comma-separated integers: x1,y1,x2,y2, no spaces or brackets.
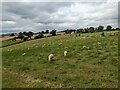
34,34,44,39
17,33,24,40
89,27,95,33
50,30,56,36
65,30,71,34
101,32,105,36
23,37,28,41
12,37,17,41
10,33,15,36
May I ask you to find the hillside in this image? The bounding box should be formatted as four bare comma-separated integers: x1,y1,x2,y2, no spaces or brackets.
2,31,118,88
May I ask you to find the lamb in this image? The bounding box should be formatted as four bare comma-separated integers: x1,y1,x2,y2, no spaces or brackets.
83,46,86,48
48,54,54,61
71,32,74,34
64,51,68,57
97,42,101,45
22,53,26,56
59,43,62,46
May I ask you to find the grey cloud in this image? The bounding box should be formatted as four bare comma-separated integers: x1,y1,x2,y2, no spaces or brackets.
2,2,118,34
3,2,72,19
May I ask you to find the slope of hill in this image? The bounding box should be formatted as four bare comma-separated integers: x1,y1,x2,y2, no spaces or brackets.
2,31,118,88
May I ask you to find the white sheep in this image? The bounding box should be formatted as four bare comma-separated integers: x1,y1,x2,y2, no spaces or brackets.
22,53,26,56
71,32,74,34
83,46,86,48
97,42,101,45
65,47,68,49
48,54,54,61
64,51,68,57
59,43,62,46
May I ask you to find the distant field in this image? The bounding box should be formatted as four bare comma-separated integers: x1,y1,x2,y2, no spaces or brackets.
2,31,119,88
1,40,23,47
0,36,15,42
0,33,64,47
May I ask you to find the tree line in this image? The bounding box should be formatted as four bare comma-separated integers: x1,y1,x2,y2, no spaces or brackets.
9,30,57,41
64,25,119,34
2,25,119,41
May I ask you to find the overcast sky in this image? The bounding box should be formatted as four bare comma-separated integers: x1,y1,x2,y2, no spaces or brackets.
1,1,119,34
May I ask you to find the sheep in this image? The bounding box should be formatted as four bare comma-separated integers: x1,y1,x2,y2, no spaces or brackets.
8,49,12,52
64,51,68,57
42,46,45,48
48,54,54,61
65,46,68,49
97,42,101,45
59,43,62,46
82,46,86,48
71,32,74,34
22,53,25,55
21,49,24,51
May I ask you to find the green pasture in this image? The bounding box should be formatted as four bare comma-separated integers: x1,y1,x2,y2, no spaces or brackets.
2,31,119,88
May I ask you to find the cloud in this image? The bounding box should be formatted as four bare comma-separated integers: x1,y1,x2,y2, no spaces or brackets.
2,1,118,34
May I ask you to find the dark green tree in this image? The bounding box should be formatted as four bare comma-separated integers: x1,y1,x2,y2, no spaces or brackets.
18,32,24,40
41,31,45,34
10,33,15,36
27,31,34,39
50,30,56,36
98,26,104,31
34,34,44,39
116,28,120,30
76,29,81,33
106,25,112,31
65,29,71,34
23,32,27,36
89,27,94,33
45,30,49,33
23,31,34,39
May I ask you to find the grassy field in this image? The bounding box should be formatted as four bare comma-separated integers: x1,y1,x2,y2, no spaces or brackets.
0,33,63,47
2,31,119,88
1,40,23,47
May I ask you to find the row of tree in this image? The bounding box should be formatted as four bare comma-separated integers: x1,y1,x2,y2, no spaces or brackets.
11,30,57,41
64,25,119,34
17,31,34,40
34,30,57,39
5,25,119,39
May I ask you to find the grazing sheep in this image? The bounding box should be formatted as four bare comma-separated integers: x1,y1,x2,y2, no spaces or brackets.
22,53,26,56
87,47,90,49
66,40,69,42
64,51,68,57
21,49,24,51
71,32,74,34
42,46,45,48
65,46,68,49
114,32,119,36
97,42,101,45
99,35,102,38
58,42,62,46
8,49,12,52
83,46,86,48
48,54,54,61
